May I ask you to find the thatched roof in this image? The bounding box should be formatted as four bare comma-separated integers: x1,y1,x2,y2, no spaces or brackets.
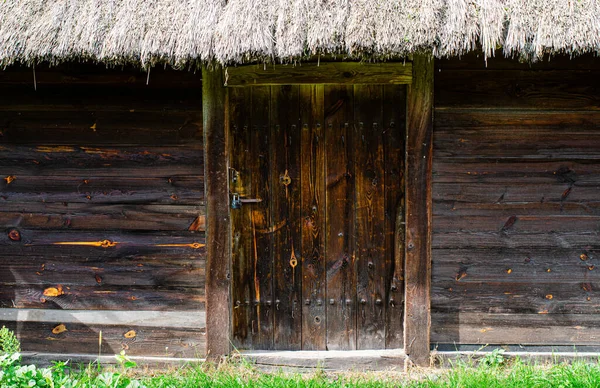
1,0,599,67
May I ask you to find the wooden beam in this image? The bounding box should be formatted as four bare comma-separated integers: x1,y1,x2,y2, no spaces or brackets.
403,54,434,368
226,62,412,86
202,66,232,360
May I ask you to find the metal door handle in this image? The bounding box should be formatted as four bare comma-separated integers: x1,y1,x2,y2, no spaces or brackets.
231,193,262,209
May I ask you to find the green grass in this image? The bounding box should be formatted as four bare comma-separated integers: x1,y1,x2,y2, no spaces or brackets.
4,352,600,387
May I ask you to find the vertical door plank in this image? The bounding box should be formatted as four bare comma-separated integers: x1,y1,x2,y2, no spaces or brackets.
229,87,254,349
404,54,434,368
324,85,356,350
249,86,274,349
202,67,231,359
271,85,302,350
383,85,407,349
354,85,386,350
300,85,326,350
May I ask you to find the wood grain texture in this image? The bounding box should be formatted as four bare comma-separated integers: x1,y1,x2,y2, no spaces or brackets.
249,86,274,349
202,66,231,360
226,62,412,86
354,85,386,349
300,85,327,350
383,85,406,349
271,85,302,350
432,312,600,345
404,54,434,368
2,320,205,357
324,85,356,350
229,87,253,348
432,54,600,349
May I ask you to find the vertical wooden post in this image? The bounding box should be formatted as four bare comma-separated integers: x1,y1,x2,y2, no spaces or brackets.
404,54,434,368
203,65,232,360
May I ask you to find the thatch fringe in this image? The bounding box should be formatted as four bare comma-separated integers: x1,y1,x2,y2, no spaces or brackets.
1,0,599,67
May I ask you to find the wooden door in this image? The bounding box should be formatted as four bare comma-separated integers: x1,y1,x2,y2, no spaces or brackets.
228,84,406,350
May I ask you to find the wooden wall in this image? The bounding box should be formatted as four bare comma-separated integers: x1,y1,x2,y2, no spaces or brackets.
0,64,206,358
432,54,600,347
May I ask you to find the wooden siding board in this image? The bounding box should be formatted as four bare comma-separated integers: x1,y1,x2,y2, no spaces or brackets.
433,55,600,348
354,85,386,350
249,86,274,349
202,67,230,359
229,87,254,348
271,85,303,350
383,85,406,349
226,62,412,86
300,85,327,350
324,85,356,350
404,54,434,367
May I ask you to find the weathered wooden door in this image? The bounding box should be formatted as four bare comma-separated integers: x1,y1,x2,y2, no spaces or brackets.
228,84,406,350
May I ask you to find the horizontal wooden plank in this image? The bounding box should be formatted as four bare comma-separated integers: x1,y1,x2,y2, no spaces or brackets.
0,308,204,328
0,87,202,112
241,349,405,371
1,320,205,357
434,215,600,234
0,110,200,133
433,250,598,284
0,145,202,172
0,176,203,204
436,52,600,71
431,312,600,345
0,64,203,88
434,201,600,217
434,132,600,161
433,182,600,204
0,229,205,256
433,248,600,266
0,211,204,232
435,110,600,130
433,160,600,184
432,281,600,314
0,255,205,288
436,70,600,110
227,62,412,86
0,121,201,146
433,231,600,249
1,284,205,310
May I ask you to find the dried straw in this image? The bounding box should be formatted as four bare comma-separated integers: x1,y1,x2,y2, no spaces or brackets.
1,0,599,67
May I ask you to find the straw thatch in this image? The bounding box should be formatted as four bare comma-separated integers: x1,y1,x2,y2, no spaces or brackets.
1,0,599,67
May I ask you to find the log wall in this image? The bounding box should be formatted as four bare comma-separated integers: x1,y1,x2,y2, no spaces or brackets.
432,54,600,347
0,64,206,359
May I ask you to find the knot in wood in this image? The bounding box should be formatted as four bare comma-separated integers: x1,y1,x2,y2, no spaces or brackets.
8,228,21,241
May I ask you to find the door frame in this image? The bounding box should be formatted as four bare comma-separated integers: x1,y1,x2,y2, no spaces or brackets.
202,56,433,367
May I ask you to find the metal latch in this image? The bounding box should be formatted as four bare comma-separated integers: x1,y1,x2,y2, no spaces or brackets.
230,193,262,209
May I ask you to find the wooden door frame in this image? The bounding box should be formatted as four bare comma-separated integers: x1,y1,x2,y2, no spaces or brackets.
202,57,433,367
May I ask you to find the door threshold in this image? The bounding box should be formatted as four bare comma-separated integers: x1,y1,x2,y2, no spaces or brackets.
238,349,406,371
